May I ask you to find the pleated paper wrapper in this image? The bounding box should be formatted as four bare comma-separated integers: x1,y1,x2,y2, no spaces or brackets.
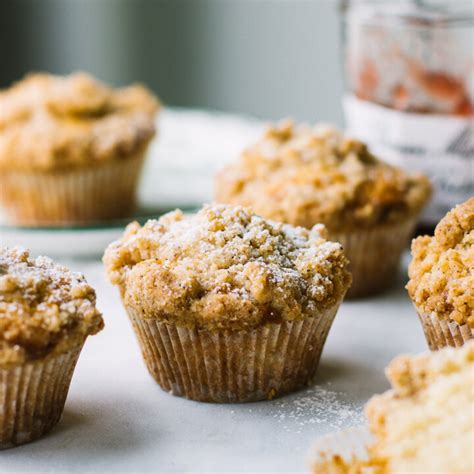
330,216,417,298
0,152,145,226
417,311,473,351
127,303,342,403
0,346,82,449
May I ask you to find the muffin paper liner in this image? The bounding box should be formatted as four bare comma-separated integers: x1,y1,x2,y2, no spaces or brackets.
417,311,473,351
126,303,341,403
330,216,417,298
0,346,82,449
0,152,145,226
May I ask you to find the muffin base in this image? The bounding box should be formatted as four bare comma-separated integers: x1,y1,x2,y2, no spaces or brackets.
127,305,341,403
330,216,417,298
0,346,82,449
0,152,146,227
417,311,473,351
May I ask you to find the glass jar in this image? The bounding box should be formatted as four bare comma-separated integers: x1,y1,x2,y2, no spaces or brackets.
341,0,474,229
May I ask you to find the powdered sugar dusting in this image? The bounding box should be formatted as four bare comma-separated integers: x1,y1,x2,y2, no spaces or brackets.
106,203,348,295
104,204,351,328
271,385,364,434
0,247,103,365
0,247,89,295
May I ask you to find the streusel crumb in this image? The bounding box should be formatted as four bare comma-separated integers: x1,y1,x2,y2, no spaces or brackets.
104,204,351,330
366,342,474,473
407,198,474,327
0,247,103,366
216,121,431,230
313,455,382,474
0,72,159,170
313,342,474,474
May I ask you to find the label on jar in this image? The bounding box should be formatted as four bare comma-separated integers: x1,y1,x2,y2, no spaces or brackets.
344,94,474,225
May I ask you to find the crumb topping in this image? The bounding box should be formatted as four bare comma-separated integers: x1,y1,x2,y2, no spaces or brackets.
0,72,159,170
103,204,351,330
407,198,474,327
0,247,104,366
383,340,474,398
313,455,381,474
313,342,474,474
366,342,474,473
215,121,431,230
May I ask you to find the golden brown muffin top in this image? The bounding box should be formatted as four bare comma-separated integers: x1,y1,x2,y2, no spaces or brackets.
407,198,474,328
0,247,104,367
104,204,351,330
0,72,159,171
313,342,474,474
215,121,431,231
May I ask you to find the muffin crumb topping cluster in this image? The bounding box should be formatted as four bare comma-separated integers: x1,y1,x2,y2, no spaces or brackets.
314,342,474,473
0,247,103,366
365,341,474,472
104,204,351,330
216,121,431,230
407,198,474,327
384,339,474,397
0,72,159,170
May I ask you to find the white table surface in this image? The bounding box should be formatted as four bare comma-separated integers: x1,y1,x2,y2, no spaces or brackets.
0,255,427,474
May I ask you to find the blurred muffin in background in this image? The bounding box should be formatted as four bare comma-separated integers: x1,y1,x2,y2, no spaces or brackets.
407,198,474,350
312,341,474,473
103,203,351,403
215,121,431,297
0,72,159,226
0,247,103,448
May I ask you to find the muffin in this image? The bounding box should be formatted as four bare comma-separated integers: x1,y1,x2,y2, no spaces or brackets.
215,121,431,297
103,203,351,403
0,72,159,226
313,341,474,473
407,198,474,350
0,247,103,448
